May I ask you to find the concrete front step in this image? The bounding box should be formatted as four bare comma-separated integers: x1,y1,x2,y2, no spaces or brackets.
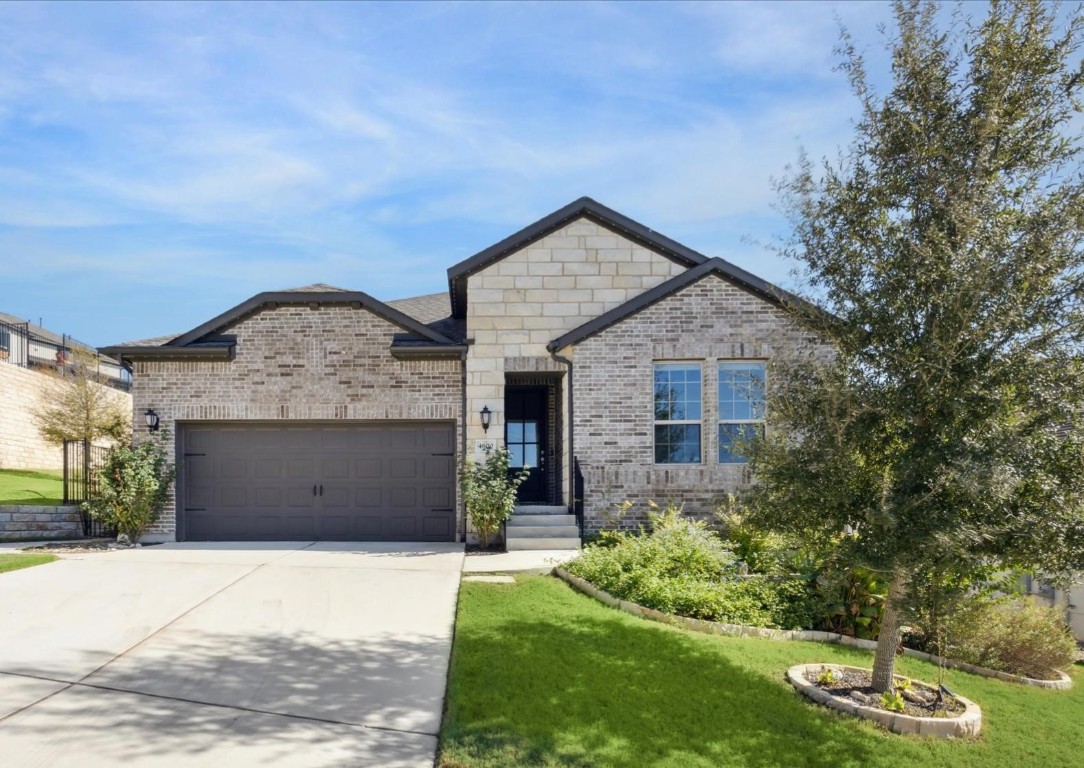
508,514,576,527
513,505,569,515
506,525,580,538
506,537,582,551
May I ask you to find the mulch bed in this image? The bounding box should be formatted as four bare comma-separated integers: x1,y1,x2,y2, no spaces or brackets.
804,666,965,718
465,545,506,554
26,541,159,554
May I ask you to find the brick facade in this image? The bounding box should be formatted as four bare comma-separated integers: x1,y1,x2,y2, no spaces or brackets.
571,273,814,533
132,304,462,540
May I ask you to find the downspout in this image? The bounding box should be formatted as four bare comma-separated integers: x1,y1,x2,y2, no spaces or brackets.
459,347,469,543
548,346,576,538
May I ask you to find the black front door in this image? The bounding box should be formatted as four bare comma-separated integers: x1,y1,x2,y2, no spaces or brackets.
505,386,547,503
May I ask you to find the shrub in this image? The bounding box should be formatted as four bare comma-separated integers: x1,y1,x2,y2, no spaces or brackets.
817,667,840,686
716,502,789,574
83,435,175,542
459,446,528,548
879,690,905,713
941,598,1076,679
818,566,887,640
566,501,821,629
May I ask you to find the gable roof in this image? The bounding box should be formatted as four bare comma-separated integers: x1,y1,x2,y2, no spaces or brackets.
446,197,711,319
386,292,452,324
101,287,460,362
548,258,813,351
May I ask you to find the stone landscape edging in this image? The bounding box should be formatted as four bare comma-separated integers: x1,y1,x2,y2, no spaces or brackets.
553,567,1072,690
786,663,982,738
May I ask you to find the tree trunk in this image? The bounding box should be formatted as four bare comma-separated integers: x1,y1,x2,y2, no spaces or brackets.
871,568,907,693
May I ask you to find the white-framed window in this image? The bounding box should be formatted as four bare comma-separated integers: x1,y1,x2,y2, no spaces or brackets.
653,362,702,464
718,361,766,463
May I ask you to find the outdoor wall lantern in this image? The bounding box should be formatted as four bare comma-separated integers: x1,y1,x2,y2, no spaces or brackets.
480,405,492,433
145,409,160,433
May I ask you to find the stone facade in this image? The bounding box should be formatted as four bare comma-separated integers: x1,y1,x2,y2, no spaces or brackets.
132,303,463,540
570,273,815,533
465,218,687,501
0,361,131,470
0,504,82,540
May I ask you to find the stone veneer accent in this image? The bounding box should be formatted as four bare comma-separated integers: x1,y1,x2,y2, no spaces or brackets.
465,216,688,501
0,363,63,469
0,504,82,539
132,303,463,540
570,273,819,533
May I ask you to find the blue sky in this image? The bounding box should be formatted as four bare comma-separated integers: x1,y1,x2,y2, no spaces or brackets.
0,1,900,346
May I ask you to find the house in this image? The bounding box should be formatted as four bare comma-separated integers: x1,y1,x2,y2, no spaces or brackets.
0,311,129,387
101,197,813,548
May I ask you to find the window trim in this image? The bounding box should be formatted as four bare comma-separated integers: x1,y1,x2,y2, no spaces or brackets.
717,360,766,464
653,361,703,465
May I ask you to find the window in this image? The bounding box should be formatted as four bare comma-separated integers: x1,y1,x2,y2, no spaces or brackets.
718,361,766,463
506,420,539,469
653,363,702,463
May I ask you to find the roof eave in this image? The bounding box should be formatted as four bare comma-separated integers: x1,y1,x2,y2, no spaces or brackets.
98,345,235,362
547,258,818,351
167,291,457,348
388,344,468,360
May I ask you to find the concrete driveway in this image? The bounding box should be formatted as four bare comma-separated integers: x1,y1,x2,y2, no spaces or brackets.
0,541,464,767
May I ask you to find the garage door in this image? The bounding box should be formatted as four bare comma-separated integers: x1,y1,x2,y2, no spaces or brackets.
178,423,456,542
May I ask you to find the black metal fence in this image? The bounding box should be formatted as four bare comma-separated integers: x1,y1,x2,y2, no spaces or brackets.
63,439,115,537
0,317,131,392
573,457,585,539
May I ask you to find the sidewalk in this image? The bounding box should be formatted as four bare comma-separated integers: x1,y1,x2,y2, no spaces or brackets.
461,549,576,574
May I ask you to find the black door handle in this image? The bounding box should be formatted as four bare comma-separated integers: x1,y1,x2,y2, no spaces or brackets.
319,485,324,496
313,485,317,496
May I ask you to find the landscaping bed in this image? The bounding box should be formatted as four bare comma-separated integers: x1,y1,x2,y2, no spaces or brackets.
26,540,156,554
563,505,1076,687
805,666,964,718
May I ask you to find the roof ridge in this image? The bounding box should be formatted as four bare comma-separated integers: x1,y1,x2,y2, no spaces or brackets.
276,283,353,293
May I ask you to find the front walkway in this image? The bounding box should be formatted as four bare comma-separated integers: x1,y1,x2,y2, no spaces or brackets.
462,548,577,574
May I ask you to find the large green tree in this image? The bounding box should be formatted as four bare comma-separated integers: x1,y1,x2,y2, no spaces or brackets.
747,0,1084,692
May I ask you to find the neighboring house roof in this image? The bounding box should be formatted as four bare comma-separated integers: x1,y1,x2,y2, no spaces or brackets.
0,310,122,366
548,258,812,351
446,196,712,319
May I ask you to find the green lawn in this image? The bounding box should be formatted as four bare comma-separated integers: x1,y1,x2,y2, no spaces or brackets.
0,468,64,505
0,552,58,574
438,575,1083,768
